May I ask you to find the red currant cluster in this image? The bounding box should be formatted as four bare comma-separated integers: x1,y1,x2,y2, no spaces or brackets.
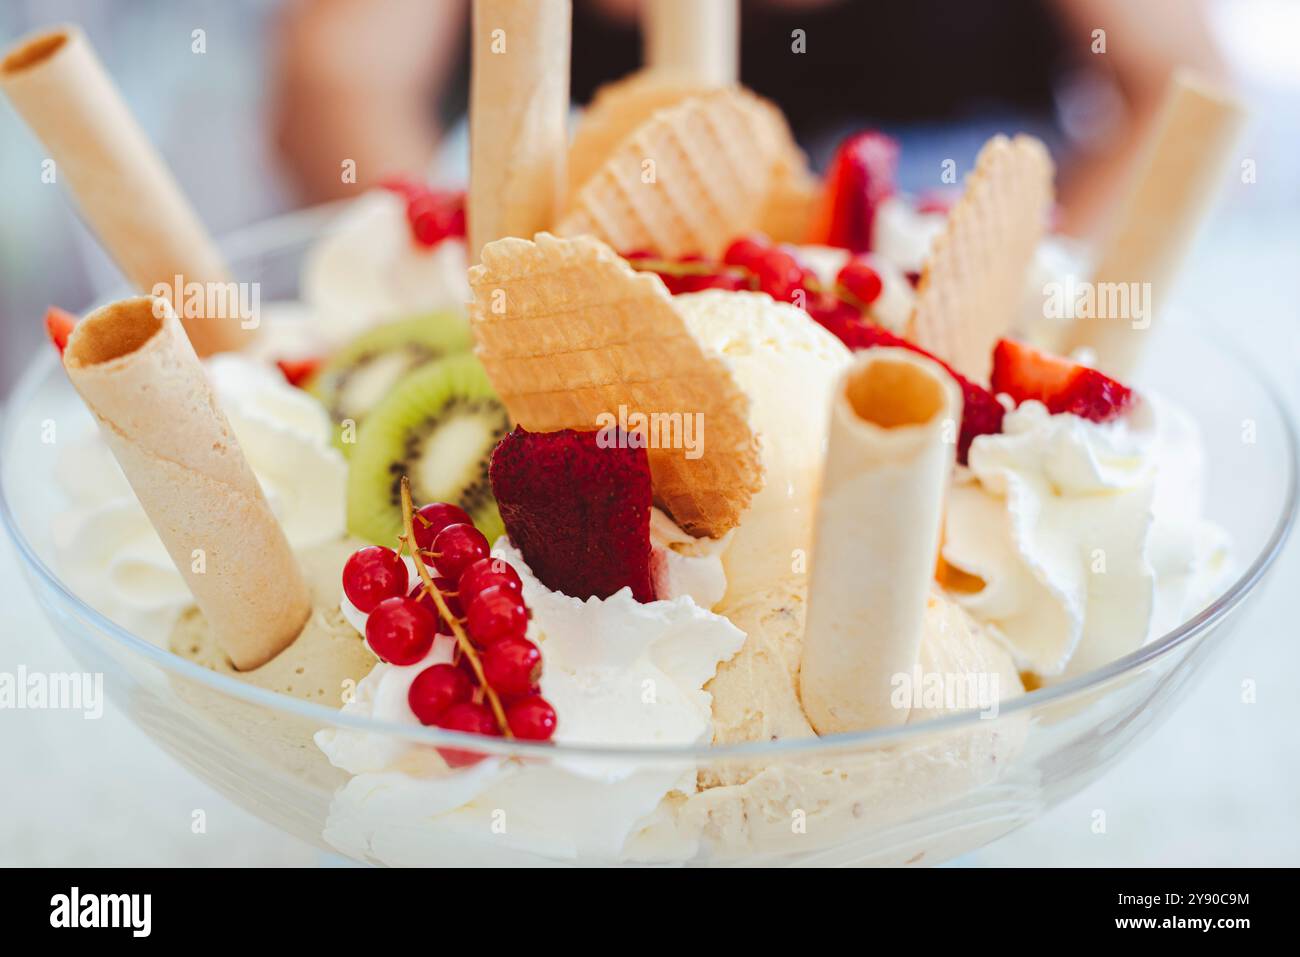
341,481,556,765
379,177,467,248
624,235,885,336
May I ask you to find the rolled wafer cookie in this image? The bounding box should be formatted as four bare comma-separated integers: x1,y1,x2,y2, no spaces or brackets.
469,232,762,538
0,26,247,356
799,348,960,734
642,0,739,87
1064,72,1246,375
63,297,310,670
908,134,1054,384
468,0,571,263
554,87,810,257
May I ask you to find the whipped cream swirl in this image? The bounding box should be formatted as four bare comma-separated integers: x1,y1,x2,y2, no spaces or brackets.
301,190,470,347
942,396,1229,677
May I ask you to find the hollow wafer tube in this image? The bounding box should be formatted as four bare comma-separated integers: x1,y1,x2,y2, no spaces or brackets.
62,297,310,670
642,0,738,87
468,0,571,263
800,349,960,734
1064,72,1246,375
0,26,248,356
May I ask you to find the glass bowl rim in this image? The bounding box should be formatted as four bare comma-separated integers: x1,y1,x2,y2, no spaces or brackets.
1,206,1296,766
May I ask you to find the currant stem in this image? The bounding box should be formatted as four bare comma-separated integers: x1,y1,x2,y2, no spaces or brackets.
398,477,512,739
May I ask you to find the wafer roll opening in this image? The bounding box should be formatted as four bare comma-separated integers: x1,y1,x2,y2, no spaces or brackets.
843,358,949,429
0,28,68,75
64,297,163,368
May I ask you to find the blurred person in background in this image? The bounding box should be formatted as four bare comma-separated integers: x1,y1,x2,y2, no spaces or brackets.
274,0,1228,231
0,0,1240,395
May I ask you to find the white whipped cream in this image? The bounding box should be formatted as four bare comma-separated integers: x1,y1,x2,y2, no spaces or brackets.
1016,237,1092,353
872,195,946,274
317,538,745,864
52,355,347,639
650,507,729,609
302,190,470,347
942,396,1229,677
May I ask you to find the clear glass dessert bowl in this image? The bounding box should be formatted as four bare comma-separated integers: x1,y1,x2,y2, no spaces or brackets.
3,207,1296,866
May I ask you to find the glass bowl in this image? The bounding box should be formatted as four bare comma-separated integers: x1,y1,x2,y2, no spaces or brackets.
2,207,1296,866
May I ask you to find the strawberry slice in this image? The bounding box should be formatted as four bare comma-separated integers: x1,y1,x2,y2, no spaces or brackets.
276,356,324,388
991,339,1134,422
812,314,1004,464
489,427,656,603
807,130,900,253
45,306,77,357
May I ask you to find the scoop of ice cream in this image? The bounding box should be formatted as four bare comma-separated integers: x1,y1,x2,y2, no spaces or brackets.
673,291,852,755
301,190,470,347
677,592,1024,858
316,538,745,864
942,395,1229,678
170,538,374,702
163,538,375,789
53,354,347,640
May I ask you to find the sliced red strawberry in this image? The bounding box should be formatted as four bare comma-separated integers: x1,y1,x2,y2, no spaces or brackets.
807,130,900,253
991,339,1134,422
489,427,655,603
45,306,77,357
276,356,324,388
811,315,1004,464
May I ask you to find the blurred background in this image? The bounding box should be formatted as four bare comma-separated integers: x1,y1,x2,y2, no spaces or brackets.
1,0,1297,865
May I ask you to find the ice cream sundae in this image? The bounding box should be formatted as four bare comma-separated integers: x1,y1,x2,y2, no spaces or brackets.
1,0,1247,866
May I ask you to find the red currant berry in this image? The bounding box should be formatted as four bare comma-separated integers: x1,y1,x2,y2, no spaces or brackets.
408,663,473,725
482,636,542,697
365,596,436,665
434,577,464,633
407,192,462,247
413,502,472,550
506,695,557,741
722,235,770,271
430,523,490,581
458,557,522,605
466,584,528,646
436,702,501,767
408,581,460,635
342,546,408,613
837,258,883,307
754,247,806,302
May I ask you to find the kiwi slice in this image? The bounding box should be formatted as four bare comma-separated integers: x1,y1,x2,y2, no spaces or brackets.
347,353,511,547
308,314,472,455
